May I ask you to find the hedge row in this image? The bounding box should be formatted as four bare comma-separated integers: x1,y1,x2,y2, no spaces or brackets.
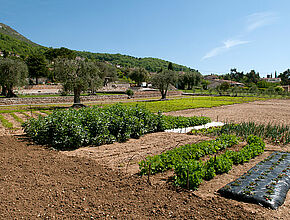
23,104,210,150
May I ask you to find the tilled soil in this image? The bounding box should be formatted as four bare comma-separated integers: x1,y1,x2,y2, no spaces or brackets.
165,99,290,125
0,99,289,219
0,135,288,219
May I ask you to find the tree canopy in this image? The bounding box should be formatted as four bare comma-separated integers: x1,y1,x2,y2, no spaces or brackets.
129,68,148,86
0,57,28,97
26,54,49,84
151,70,177,99
54,58,102,105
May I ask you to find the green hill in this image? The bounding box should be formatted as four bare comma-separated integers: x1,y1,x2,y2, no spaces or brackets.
0,23,39,46
75,51,196,72
0,23,197,72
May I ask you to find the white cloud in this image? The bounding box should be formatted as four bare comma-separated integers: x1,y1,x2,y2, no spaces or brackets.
202,39,249,60
246,11,277,32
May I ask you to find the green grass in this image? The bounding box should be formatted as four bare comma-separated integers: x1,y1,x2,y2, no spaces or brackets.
9,113,24,124
106,96,268,113
0,114,14,129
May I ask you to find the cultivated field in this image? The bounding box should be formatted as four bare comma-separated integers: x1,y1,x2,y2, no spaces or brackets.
0,98,289,219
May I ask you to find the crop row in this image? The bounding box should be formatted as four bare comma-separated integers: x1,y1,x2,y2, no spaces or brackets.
23,104,210,150
189,122,290,145
139,134,239,175
174,135,265,189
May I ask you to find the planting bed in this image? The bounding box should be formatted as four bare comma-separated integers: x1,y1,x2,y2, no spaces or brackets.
218,152,290,209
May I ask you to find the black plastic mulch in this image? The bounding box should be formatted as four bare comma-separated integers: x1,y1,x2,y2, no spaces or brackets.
218,151,290,209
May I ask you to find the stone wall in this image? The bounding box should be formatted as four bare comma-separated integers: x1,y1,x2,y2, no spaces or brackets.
0,90,182,105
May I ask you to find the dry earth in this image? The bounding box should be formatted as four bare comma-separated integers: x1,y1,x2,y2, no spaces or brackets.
0,99,289,219
165,99,290,126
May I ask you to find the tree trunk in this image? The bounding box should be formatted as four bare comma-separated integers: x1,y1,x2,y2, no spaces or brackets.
161,93,166,100
36,77,39,85
6,88,17,98
1,85,7,96
72,87,86,108
73,87,81,104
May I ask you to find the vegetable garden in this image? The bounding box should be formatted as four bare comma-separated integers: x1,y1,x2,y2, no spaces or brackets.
139,135,265,190
23,104,210,150
0,97,289,212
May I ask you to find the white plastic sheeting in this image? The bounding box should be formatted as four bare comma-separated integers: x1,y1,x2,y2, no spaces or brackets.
164,122,224,134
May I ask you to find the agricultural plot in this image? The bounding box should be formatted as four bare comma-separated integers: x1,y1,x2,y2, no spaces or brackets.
0,98,289,219
218,152,290,209
139,135,265,190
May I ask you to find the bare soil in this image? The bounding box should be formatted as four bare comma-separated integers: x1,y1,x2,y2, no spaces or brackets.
165,99,290,126
0,99,289,219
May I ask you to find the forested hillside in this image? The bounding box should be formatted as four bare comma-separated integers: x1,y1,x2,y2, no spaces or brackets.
75,51,196,72
0,23,39,46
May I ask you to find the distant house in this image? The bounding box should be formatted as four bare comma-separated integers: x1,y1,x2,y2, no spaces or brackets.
261,77,281,83
204,75,244,89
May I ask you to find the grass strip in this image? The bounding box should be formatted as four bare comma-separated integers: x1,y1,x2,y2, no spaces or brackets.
21,112,32,118
0,114,14,129
9,113,24,124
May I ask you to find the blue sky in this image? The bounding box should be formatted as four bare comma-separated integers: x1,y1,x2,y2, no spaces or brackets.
1,0,290,76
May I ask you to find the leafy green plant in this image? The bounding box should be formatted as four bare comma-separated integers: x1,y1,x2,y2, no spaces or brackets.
139,134,239,175
23,104,210,150
174,135,264,190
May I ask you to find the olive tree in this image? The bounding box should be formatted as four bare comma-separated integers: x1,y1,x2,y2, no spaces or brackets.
54,58,102,106
129,67,148,86
151,70,177,100
0,58,28,97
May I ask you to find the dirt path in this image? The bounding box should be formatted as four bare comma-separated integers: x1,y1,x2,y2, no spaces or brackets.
165,99,290,125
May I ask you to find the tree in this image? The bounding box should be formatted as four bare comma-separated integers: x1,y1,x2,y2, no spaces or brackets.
151,70,177,100
54,58,102,106
95,61,118,83
246,70,260,84
129,67,148,86
168,62,173,70
177,71,202,89
230,68,244,82
44,47,76,62
26,54,48,84
218,82,230,94
279,69,290,85
0,58,28,97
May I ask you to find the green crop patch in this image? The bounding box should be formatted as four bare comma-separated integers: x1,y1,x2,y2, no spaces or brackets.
188,122,290,145
139,135,265,190
139,134,239,175
23,104,210,150
104,96,267,113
